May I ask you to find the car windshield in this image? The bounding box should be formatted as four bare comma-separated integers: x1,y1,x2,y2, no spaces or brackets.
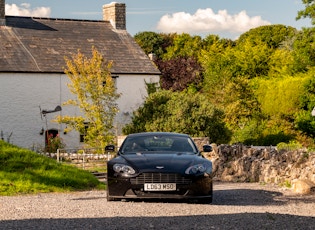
120,135,197,154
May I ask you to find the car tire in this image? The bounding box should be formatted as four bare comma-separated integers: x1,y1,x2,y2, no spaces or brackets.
107,196,115,201
107,190,116,201
198,183,213,204
198,197,212,204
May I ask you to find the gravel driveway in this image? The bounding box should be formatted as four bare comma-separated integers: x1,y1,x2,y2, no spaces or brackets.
0,182,314,230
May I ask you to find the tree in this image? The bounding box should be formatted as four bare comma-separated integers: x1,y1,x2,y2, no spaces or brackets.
291,28,315,72
163,33,203,60
268,47,295,77
294,68,315,138
123,90,231,144
202,34,235,52
237,25,297,48
296,0,315,25
55,47,120,148
231,39,273,78
200,39,269,117
255,76,307,118
155,56,203,91
134,32,175,59
131,27,315,146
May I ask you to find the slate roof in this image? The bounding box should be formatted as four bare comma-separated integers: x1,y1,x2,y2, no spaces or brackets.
0,16,160,74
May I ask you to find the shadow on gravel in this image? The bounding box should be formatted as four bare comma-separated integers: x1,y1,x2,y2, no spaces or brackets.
212,188,285,206
0,213,314,230
92,188,287,206
69,188,284,206
71,188,311,207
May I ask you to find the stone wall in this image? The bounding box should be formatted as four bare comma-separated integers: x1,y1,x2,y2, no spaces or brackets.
193,137,209,150
204,144,315,193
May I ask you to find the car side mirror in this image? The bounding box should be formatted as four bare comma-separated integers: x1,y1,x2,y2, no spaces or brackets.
105,145,115,152
202,145,212,152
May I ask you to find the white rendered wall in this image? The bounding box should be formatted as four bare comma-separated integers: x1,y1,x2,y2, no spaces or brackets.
0,73,159,149
0,73,77,149
114,74,160,134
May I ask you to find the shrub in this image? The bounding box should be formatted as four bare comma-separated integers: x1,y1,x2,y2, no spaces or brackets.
277,141,303,151
123,90,231,144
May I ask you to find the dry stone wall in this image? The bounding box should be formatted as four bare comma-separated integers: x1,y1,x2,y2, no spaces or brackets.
204,144,315,194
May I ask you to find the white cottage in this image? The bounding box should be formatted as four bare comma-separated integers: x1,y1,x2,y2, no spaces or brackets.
0,1,160,150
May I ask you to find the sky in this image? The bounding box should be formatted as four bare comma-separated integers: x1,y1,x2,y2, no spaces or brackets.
4,0,312,39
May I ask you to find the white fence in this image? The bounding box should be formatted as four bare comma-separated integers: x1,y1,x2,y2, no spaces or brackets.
53,147,114,170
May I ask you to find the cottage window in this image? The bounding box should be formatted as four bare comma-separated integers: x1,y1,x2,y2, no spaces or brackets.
103,75,118,88
79,122,89,143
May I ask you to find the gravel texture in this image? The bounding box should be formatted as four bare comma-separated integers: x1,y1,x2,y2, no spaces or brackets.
0,182,314,230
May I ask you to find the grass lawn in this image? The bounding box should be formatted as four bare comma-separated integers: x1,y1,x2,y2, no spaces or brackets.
0,140,106,196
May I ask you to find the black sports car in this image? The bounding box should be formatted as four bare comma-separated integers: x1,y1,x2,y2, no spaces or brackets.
106,132,213,203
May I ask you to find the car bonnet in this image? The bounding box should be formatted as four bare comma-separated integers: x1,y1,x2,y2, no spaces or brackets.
120,152,201,173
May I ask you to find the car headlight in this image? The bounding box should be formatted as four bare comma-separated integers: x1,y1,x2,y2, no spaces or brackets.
185,163,211,175
113,163,136,175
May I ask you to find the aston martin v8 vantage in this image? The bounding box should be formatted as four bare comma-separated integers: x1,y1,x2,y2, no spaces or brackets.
106,132,213,203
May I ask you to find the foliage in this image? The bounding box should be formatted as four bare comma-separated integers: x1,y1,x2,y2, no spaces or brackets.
45,134,65,153
279,180,292,188
145,80,160,95
163,33,203,60
294,70,315,137
230,39,273,78
230,118,296,146
0,140,104,196
123,90,231,144
277,140,303,151
237,25,297,48
291,28,315,72
223,76,261,127
268,47,295,77
296,0,315,25
155,56,203,91
202,34,235,51
55,47,120,148
298,69,315,110
229,119,264,144
134,32,175,59
255,76,307,117
198,25,315,146
200,40,269,128
133,22,315,146
201,38,272,94
294,111,315,137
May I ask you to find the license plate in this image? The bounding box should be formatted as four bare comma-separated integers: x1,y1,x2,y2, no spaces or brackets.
144,183,176,191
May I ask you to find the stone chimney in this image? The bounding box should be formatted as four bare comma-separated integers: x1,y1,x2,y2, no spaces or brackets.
103,2,126,30
0,0,5,26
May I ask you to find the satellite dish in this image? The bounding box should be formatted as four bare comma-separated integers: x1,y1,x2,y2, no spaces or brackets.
41,105,62,115
54,105,62,112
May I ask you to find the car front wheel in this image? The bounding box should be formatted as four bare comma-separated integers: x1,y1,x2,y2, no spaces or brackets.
107,190,117,201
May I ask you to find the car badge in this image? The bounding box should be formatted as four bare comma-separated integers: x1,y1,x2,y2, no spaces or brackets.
156,166,164,169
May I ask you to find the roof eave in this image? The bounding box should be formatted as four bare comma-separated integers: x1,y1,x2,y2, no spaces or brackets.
0,70,161,75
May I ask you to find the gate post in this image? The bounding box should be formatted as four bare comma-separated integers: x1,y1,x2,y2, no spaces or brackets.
57,148,60,162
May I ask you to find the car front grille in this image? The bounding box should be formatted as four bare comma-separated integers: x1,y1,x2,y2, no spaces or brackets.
130,173,192,185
